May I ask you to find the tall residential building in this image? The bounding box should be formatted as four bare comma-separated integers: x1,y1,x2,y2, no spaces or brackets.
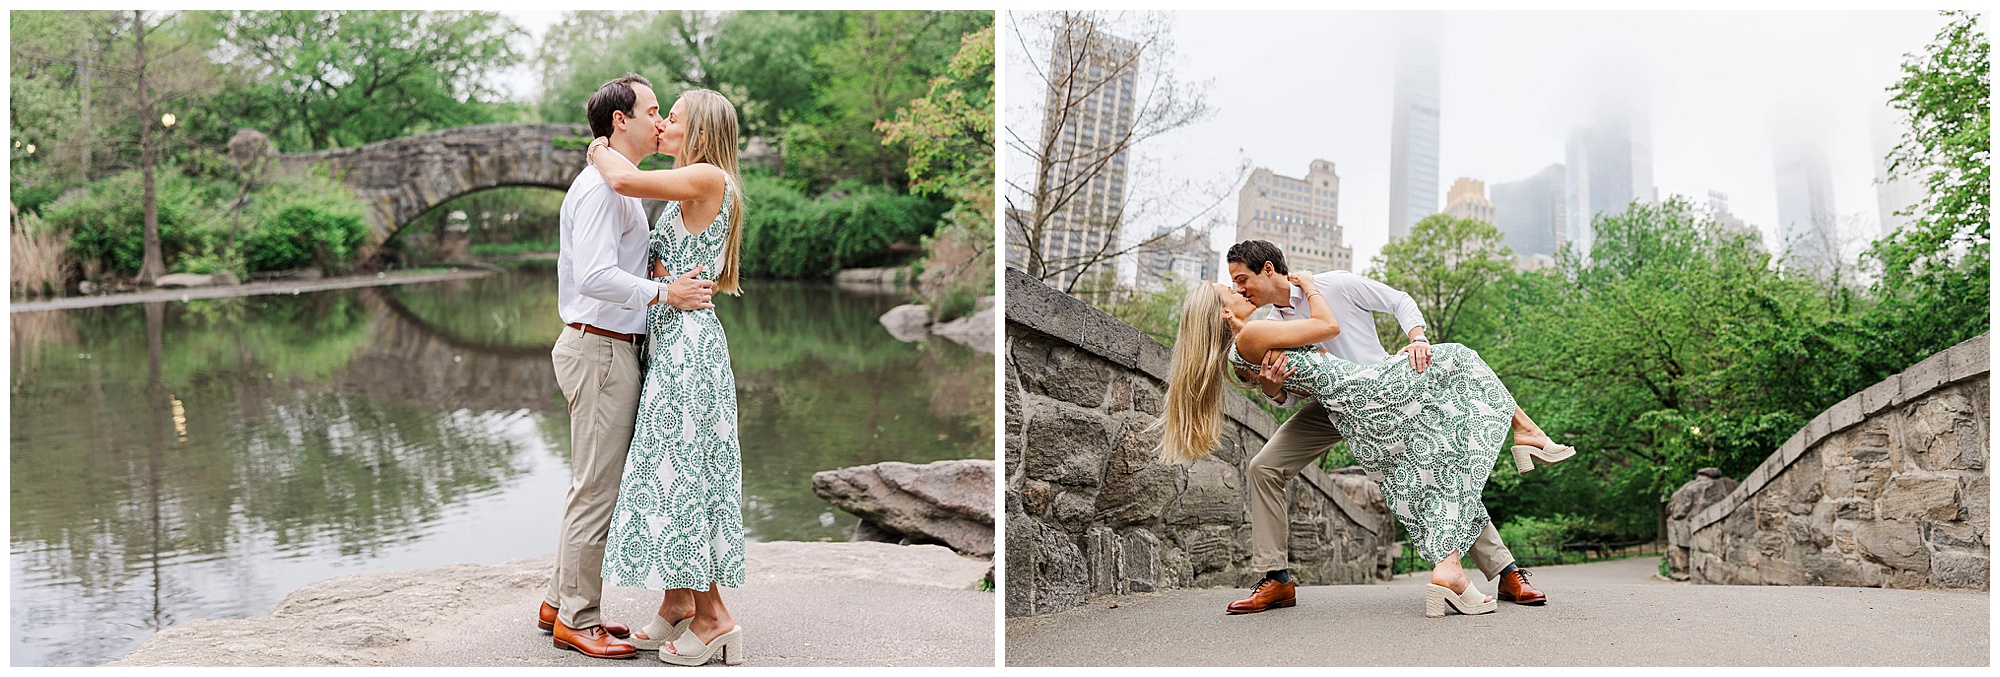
1235,160,1352,274
1387,14,1442,240
1135,226,1219,292
1773,137,1839,275
1872,105,1929,239
1705,190,1767,253
1563,103,1655,259
1491,163,1565,259
1005,28,1141,292
1443,177,1495,225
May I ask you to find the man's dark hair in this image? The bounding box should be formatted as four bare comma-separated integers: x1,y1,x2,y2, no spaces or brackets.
585,73,652,139
1227,240,1289,276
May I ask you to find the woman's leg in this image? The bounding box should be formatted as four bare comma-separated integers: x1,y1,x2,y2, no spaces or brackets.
1510,407,1553,449
635,589,697,641
1428,551,1493,603
686,584,737,643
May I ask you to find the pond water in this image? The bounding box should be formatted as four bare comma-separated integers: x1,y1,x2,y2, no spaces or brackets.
7,261,993,667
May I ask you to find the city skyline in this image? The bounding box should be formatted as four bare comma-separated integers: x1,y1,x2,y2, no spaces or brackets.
1003,11,1951,281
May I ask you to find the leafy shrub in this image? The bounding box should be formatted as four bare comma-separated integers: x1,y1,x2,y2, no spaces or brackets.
43,169,219,276
239,167,370,273
1497,513,1586,551
738,175,945,279
10,176,73,217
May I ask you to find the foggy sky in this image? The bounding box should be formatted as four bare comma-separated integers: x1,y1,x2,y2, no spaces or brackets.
1004,10,1958,278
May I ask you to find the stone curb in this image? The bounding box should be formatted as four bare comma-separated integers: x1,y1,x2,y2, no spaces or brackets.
1690,332,1990,533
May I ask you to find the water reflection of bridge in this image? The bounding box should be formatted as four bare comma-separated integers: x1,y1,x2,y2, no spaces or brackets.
347,289,562,413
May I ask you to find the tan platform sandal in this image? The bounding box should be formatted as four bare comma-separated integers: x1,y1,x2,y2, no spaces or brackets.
659,625,744,666
1425,581,1498,617
627,614,694,651
1510,441,1576,473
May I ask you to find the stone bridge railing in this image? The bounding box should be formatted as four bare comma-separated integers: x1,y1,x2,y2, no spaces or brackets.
1668,333,1988,590
1003,268,1394,617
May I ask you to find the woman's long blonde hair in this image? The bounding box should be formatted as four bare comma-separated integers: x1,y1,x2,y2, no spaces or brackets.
673,88,747,295
1159,283,1237,465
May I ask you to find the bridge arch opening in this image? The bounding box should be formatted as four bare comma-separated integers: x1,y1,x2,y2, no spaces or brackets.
380,184,570,267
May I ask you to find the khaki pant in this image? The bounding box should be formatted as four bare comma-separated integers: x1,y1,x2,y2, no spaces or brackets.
1249,399,1516,580
544,326,642,628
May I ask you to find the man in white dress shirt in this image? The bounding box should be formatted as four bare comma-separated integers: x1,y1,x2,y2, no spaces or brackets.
540,73,715,660
1218,239,1550,615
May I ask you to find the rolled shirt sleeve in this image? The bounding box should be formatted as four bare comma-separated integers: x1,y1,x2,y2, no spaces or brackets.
1337,271,1427,337
571,183,658,310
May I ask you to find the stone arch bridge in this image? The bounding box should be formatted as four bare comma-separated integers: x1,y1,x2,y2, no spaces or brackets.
278,123,589,264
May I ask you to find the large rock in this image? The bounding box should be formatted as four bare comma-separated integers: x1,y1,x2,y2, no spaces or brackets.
154,273,217,289
879,304,931,342
812,459,994,557
932,305,995,353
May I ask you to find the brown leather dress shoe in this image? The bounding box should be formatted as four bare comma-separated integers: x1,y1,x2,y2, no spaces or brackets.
553,620,639,659
537,602,631,637
1226,578,1297,614
1496,568,1547,605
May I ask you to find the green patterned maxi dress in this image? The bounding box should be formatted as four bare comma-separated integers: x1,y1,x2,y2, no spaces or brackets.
1231,342,1515,563
603,182,746,591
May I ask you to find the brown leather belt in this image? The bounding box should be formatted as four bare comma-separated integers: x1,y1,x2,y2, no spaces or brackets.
566,322,639,344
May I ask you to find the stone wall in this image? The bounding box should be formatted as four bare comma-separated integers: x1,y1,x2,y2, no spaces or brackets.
1670,333,1989,590
1003,268,1394,617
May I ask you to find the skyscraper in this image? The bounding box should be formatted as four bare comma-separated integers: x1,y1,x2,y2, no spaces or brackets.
1235,160,1352,274
1387,14,1442,240
1135,226,1219,292
1706,190,1767,253
1773,137,1839,275
1872,105,1929,240
1006,27,1141,292
1443,177,1495,225
1563,103,1655,259
1491,164,1565,259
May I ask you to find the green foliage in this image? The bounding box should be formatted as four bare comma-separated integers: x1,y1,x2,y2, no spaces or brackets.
932,284,978,322
1369,213,1515,344
536,10,990,191
880,24,997,314
44,169,222,275
238,167,370,273
1497,513,1586,551
739,175,945,279
1857,10,1990,386
207,10,524,151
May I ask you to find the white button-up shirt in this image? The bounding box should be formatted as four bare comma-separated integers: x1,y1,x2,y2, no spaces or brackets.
1265,270,1428,405
557,156,657,335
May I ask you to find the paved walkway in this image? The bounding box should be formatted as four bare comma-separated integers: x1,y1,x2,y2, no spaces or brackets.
10,268,494,312
111,542,994,667
1006,557,1988,666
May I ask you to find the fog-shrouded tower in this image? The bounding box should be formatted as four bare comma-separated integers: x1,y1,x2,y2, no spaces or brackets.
1773,135,1839,276
1236,160,1352,274
1491,163,1565,259
1388,13,1442,240
1564,100,1655,259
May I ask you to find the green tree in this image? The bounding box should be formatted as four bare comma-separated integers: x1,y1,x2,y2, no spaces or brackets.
211,10,524,151
1367,213,1514,344
802,10,990,187
1478,199,1864,538
1859,10,1989,381
879,24,997,315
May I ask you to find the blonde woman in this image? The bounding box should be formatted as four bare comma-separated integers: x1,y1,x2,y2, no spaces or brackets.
585,88,747,665
1161,273,1517,618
